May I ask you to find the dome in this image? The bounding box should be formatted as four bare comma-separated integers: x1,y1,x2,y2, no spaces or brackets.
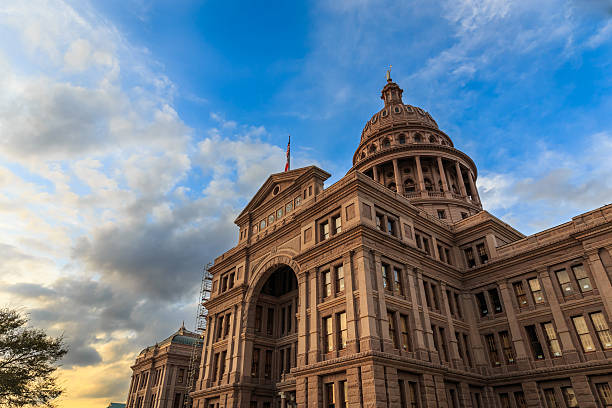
360,79,439,142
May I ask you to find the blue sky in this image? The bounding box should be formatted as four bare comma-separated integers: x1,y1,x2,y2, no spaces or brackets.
0,0,611,406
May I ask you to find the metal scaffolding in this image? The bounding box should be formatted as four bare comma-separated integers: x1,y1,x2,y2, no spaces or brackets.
183,263,212,408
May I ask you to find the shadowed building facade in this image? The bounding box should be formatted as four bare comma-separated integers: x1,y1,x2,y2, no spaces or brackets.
190,78,612,408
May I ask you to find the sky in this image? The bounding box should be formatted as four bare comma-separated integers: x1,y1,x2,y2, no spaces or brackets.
0,0,611,406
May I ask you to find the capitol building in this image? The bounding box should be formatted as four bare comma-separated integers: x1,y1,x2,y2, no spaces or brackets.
129,76,612,408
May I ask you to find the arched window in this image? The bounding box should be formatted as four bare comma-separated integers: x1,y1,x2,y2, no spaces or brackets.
414,133,422,143
369,144,377,153
382,138,391,148
388,182,397,192
424,178,433,191
399,134,406,144
361,151,366,159
404,178,416,192
429,135,436,143
451,184,458,194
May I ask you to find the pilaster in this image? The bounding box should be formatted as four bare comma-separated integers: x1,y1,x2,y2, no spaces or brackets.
497,281,531,370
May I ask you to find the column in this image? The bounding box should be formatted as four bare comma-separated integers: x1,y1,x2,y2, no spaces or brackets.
437,156,449,192
460,293,488,370
373,252,393,352
343,252,360,353
415,156,426,196
538,270,579,363
455,161,468,197
297,271,309,366
308,268,320,363
440,283,462,368
229,303,244,382
354,249,381,352
570,375,598,408
416,270,438,363
406,267,427,359
522,381,541,408
467,171,480,204
433,375,449,408
586,251,612,319
498,281,531,370
360,363,388,408
372,165,379,184
393,159,404,195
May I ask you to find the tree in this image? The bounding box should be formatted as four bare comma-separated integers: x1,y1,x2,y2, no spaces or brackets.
0,308,68,407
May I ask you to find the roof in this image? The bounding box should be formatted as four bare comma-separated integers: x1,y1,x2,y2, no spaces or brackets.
107,403,126,408
138,324,203,355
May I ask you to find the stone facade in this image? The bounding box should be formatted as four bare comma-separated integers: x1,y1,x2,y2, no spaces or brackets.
127,325,202,408
190,78,612,408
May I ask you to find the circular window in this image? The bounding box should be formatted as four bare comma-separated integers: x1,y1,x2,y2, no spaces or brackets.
394,106,401,113
381,110,388,117
273,185,280,195
286,202,293,213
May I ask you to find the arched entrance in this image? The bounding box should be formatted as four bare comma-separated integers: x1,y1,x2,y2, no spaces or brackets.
246,264,299,408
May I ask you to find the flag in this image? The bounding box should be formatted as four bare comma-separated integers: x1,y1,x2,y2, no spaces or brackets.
284,135,290,172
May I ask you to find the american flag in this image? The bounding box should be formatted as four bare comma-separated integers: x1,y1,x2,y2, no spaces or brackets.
284,135,290,172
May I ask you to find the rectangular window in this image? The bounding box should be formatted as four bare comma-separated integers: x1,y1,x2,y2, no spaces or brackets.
513,282,528,309
219,351,227,379
400,314,410,351
376,213,384,231
325,383,335,408
590,312,612,350
382,264,391,291
251,348,259,377
332,215,342,235
561,387,578,408
320,220,330,241
528,278,544,304
399,380,407,408
525,325,545,359
431,284,440,310
465,248,476,268
393,268,403,295
255,306,262,332
266,308,274,336
485,333,501,367
556,269,573,295
499,330,515,364
596,383,612,407
223,313,231,338
455,293,463,318
572,264,592,292
264,350,271,379
338,312,347,350
388,310,398,348
446,290,455,316
463,334,472,367
445,248,452,265
437,209,446,219
514,391,527,408
323,316,333,352
431,324,439,352
489,288,503,313
211,353,219,381
423,282,432,308
439,327,448,362
475,292,488,317
216,316,224,340
408,382,418,408
544,389,558,408
499,393,510,408
542,322,562,357
323,270,332,298
422,237,431,255
573,315,596,352
476,243,488,264
287,304,292,333
335,265,345,293
387,218,396,236
177,368,185,383
339,381,348,408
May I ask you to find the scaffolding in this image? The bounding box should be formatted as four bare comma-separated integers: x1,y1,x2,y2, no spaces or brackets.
183,263,213,408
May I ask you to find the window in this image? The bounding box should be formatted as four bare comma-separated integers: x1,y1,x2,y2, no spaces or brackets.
376,213,384,231
514,391,527,408
387,218,396,236
437,209,446,219
255,306,262,332
561,387,578,408
323,270,332,298
489,288,503,313
446,290,455,315
286,202,293,213
399,134,406,144
388,310,398,348
295,196,301,207
335,265,345,293
439,327,448,362
544,389,559,408
228,272,235,289
455,293,463,318
325,383,335,408
475,292,488,317
463,334,472,367
596,383,612,407
382,264,391,291
266,308,274,335
276,208,283,219
476,243,488,264
338,312,347,350
485,334,501,367
528,278,544,304
423,282,432,308
216,316,224,340
408,382,418,408
323,316,333,352
556,269,573,295
499,393,511,408
422,237,431,255
513,282,528,309
264,350,271,378
499,331,515,364
431,284,440,310
542,322,562,357
461,212,468,219
465,248,476,268
223,313,231,338
525,325,545,359
572,315,596,352
399,380,407,408
333,215,342,234
320,220,330,241
400,314,410,351
339,381,348,408
572,264,592,292
219,351,227,379
259,219,266,230
590,312,612,349
393,268,403,295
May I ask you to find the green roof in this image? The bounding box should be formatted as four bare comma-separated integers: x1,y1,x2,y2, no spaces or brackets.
107,403,126,408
